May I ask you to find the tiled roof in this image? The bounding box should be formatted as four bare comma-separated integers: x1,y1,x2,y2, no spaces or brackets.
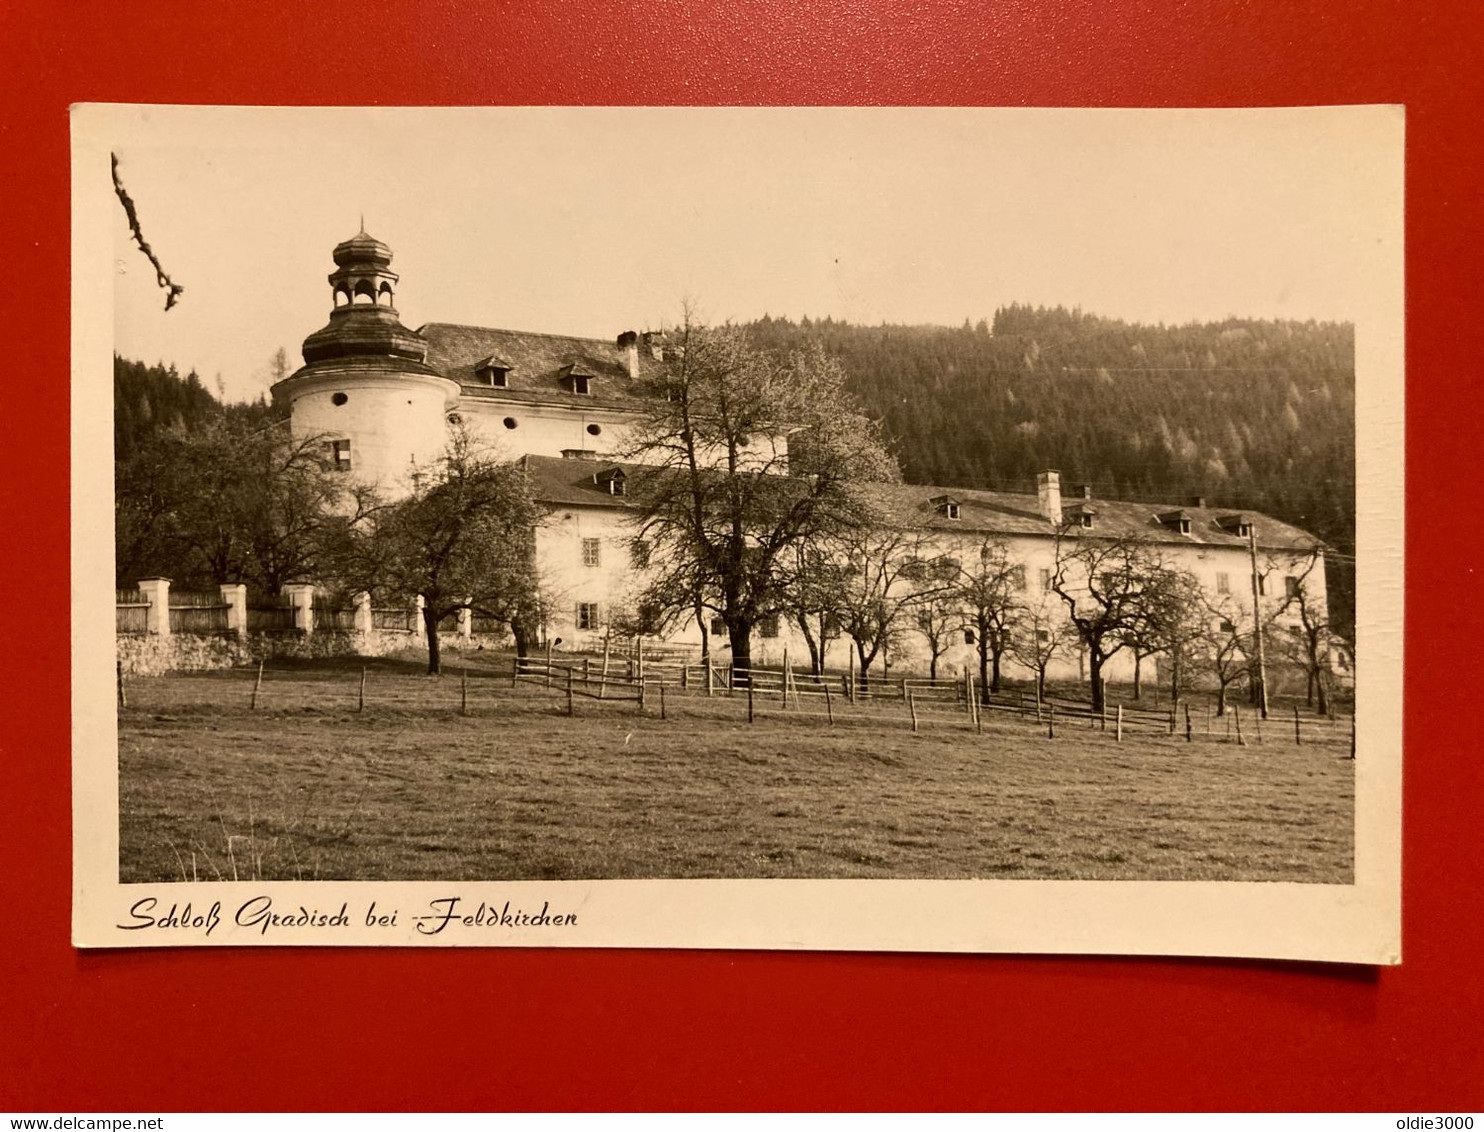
520,454,1323,551
420,323,657,409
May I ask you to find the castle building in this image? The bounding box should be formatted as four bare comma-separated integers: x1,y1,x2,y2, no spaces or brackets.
273,232,1327,684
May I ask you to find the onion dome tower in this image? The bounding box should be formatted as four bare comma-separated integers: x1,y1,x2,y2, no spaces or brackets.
272,229,459,494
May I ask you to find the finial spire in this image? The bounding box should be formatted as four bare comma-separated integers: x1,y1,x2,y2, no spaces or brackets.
359,212,365,235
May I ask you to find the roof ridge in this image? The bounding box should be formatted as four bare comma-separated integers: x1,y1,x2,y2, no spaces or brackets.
418,322,620,348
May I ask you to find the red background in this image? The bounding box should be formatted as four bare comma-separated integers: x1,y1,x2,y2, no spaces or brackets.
2,0,1479,1112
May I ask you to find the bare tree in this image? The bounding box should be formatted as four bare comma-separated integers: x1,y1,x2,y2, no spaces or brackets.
1050,534,1189,713
355,427,540,674
1118,566,1204,700
1198,596,1252,716
956,538,1024,698
823,527,954,691
1007,597,1076,699
1272,546,1333,713
914,591,965,682
623,314,897,682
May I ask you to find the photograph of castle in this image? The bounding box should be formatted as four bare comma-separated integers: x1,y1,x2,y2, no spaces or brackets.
76,105,1402,956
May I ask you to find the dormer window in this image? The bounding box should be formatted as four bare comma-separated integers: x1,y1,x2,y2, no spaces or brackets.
595,467,627,497
931,494,961,521
1216,513,1255,539
474,356,511,387
559,364,594,395
1158,509,1192,535
1065,503,1097,529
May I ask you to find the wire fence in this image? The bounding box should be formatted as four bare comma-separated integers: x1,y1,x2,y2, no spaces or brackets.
120,652,1352,754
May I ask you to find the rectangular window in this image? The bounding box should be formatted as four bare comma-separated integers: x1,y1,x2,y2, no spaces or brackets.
1219,619,1236,634
759,613,781,639
1216,572,1230,594
1285,575,1301,598
1011,566,1027,591
1258,575,1267,596
1039,568,1052,591
572,375,590,395
576,602,600,631
582,538,602,568
709,617,726,637
329,438,352,471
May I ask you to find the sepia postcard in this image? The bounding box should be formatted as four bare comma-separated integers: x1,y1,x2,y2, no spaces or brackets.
72,104,1403,960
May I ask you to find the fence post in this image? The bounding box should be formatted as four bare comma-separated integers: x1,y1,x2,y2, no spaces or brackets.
637,637,644,683
823,681,834,726
137,577,171,637
600,640,610,700
705,661,714,698
1100,695,1107,732
358,666,366,712
1168,706,1176,736
250,659,264,710
1116,704,1123,743
567,668,574,716
117,660,127,708
1235,706,1246,747
460,666,468,716
908,689,919,733
781,657,790,709
1349,714,1356,759
1185,703,1192,742
1255,710,1262,745
638,679,646,715
1294,705,1302,746
547,640,554,688
1047,703,1055,740
747,682,755,724
659,681,666,721
220,583,248,639
682,663,689,692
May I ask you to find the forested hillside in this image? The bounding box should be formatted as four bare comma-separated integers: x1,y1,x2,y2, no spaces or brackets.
744,307,1355,638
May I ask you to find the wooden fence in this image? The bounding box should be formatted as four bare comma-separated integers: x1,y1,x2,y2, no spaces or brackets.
168,591,230,634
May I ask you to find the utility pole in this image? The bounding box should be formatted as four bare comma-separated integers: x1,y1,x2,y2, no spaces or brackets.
1249,525,1269,719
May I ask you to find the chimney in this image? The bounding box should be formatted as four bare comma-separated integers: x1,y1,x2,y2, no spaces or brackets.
1036,470,1062,525
1188,494,1207,508
617,331,639,379
1074,482,1093,500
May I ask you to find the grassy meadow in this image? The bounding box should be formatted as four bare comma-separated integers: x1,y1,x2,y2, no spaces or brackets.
116,655,1354,884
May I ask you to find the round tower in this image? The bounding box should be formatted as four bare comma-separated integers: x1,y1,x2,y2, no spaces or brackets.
272,229,459,496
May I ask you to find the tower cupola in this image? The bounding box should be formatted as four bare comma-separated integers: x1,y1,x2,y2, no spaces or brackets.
299,227,433,368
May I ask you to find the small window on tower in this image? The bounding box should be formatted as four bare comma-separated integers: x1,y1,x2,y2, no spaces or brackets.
582,538,602,568
328,438,352,471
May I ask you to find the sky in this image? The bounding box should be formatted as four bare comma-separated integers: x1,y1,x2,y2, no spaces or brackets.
101,105,1401,404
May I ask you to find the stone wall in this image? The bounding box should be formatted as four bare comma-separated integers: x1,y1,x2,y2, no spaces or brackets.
116,629,511,677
